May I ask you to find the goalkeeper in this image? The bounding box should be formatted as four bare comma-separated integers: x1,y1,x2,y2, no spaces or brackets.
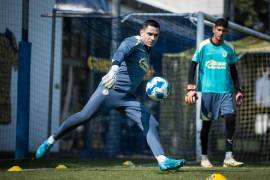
185,18,244,168
36,19,185,171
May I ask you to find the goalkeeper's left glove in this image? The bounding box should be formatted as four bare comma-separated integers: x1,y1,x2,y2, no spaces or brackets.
235,91,243,106
101,65,119,89
185,84,197,105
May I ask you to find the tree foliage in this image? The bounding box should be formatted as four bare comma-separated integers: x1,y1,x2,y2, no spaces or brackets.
234,0,269,32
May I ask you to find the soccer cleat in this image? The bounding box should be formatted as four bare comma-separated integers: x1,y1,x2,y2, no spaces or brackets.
35,140,53,159
201,158,213,168
159,158,186,171
223,157,244,167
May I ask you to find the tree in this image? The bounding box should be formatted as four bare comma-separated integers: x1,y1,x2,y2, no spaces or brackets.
234,0,269,32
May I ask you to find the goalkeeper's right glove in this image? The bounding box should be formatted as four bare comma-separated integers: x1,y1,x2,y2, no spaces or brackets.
185,84,197,105
101,65,119,89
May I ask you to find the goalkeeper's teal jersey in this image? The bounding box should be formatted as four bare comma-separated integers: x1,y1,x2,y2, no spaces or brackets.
192,39,238,93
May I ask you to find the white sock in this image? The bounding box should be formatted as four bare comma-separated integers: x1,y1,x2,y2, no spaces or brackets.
201,155,209,160
225,151,233,159
47,135,55,145
155,155,167,164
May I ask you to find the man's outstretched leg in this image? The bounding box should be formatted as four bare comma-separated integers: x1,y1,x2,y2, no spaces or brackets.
36,86,107,159
122,101,186,171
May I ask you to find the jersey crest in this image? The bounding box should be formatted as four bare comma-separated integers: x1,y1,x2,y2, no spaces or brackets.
222,51,228,58
139,58,150,72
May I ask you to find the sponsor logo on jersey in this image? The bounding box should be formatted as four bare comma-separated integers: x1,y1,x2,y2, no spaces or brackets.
206,60,226,69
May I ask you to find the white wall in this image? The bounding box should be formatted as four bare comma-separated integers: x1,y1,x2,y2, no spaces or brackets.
0,0,22,152
0,0,62,152
28,0,62,152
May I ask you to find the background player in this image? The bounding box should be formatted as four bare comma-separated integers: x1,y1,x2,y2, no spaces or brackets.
185,18,244,168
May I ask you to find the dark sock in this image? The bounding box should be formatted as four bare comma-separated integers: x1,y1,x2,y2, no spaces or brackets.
200,120,212,155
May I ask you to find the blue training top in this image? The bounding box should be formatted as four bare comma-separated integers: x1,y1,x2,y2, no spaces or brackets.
112,36,151,94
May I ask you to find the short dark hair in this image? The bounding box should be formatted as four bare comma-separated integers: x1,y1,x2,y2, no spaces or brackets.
142,19,160,29
214,18,228,28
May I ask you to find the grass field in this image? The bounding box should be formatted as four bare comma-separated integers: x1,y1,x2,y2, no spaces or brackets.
0,159,270,180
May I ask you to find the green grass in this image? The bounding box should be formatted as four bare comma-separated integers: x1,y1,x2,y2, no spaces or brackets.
0,159,270,180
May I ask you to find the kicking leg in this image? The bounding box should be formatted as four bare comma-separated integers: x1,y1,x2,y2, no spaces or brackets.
36,86,110,159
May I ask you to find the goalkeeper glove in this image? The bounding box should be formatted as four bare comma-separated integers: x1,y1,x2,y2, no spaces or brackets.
185,84,197,105
101,65,119,89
